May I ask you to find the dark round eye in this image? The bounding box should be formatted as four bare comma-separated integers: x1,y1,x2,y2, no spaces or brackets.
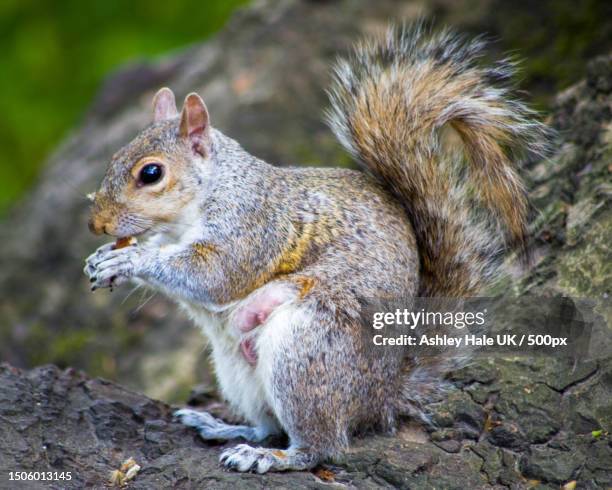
138,163,163,185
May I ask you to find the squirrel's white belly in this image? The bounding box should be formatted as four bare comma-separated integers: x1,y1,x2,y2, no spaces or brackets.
183,305,269,426
181,287,300,430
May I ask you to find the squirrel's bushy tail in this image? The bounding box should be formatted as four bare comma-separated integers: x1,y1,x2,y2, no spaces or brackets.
327,23,550,297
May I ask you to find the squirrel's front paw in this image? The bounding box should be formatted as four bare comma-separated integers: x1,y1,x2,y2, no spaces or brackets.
84,243,148,290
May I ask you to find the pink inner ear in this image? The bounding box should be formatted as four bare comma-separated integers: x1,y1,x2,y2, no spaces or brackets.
179,94,211,157
153,88,178,122
180,93,210,138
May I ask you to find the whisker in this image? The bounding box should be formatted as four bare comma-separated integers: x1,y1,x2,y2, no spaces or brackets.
62,181,93,201
151,216,196,228
134,291,157,313
121,214,197,238
121,283,143,305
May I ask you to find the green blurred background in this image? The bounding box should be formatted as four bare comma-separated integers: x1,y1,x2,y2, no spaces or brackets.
0,0,249,215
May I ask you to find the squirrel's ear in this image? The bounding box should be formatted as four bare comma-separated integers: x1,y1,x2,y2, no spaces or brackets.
152,87,178,122
179,93,210,156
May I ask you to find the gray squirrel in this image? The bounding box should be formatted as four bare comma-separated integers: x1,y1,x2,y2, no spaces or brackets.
84,23,548,472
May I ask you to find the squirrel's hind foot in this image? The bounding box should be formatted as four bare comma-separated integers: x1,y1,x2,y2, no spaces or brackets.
220,444,318,473
174,408,272,443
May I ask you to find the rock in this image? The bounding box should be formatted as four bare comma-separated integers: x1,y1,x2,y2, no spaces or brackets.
0,364,321,489
1,357,610,487
0,0,611,488
519,446,585,485
488,423,529,452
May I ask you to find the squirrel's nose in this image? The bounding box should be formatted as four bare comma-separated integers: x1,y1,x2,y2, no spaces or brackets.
88,216,105,235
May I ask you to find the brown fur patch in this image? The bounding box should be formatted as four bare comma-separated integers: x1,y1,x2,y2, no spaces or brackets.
275,221,315,274
293,276,317,299
231,216,334,300
192,243,218,259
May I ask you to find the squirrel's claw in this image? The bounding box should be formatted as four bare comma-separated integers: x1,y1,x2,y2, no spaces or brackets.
84,241,144,291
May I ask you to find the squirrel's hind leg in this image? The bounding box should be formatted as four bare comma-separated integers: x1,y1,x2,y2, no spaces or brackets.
174,408,275,443
224,293,380,473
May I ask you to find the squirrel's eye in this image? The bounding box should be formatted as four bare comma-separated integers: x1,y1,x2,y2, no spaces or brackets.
138,163,163,185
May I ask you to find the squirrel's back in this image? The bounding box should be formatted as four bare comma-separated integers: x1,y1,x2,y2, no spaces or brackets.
326,23,550,297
